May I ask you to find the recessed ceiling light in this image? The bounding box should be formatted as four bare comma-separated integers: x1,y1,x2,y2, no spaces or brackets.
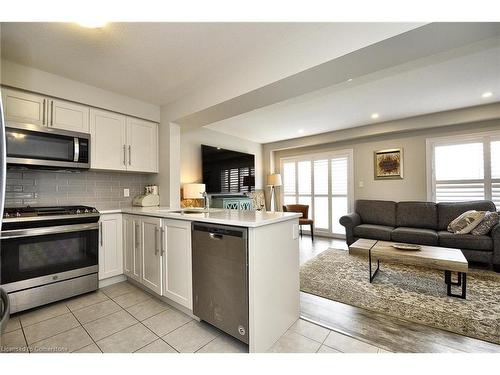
482,91,493,98
77,21,107,29
298,129,304,134
347,78,353,82
371,113,379,119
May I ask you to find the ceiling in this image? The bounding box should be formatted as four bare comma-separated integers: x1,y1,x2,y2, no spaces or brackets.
0,22,415,106
206,37,500,143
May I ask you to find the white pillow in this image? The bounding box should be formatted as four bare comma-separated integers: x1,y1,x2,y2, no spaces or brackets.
447,210,486,234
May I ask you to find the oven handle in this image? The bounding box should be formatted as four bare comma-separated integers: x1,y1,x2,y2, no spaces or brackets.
1,223,99,239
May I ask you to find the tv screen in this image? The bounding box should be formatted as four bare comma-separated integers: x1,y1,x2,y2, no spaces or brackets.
202,145,255,194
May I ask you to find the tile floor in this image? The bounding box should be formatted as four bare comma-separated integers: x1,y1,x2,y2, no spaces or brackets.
1,281,390,353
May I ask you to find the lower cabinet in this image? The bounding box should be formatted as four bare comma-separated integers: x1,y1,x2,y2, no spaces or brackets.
162,219,193,309
98,214,123,280
121,215,192,309
123,214,142,282
140,217,162,295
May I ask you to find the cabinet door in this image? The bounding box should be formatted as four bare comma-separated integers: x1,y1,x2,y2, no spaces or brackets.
90,109,127,171
98,214,123,280
126,117,158,173
49,99,90,132
141,217,162,294
162,219,192,309
123,215,141,282
2,88,47,126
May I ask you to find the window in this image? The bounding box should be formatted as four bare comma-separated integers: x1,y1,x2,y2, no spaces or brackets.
427,132,500,207
281,149,353,237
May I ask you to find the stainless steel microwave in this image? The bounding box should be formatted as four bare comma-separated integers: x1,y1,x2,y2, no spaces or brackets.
5,123,90,169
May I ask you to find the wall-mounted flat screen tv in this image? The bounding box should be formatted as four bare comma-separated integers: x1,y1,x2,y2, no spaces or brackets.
201,145,255,194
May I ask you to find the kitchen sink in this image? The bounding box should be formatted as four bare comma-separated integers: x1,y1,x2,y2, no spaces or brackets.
169,209,210,214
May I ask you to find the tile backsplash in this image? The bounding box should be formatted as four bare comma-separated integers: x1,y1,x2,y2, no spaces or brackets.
5,169,155,210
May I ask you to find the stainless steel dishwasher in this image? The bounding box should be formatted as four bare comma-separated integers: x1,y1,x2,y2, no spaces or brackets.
192,222,249,344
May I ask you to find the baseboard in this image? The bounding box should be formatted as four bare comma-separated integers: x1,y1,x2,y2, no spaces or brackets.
98,274,127,288
125,277,197,319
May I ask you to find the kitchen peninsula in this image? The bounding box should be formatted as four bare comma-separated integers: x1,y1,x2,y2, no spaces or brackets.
98,207,302,353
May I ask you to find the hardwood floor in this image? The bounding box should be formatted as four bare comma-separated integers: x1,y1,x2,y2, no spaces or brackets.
299,234,348,265
299,235,500,353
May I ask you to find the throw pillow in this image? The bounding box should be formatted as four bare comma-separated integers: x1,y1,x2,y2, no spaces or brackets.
471,211,499,236
447,210,486,234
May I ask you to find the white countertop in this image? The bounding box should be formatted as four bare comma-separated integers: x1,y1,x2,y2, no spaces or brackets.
100,206,301,228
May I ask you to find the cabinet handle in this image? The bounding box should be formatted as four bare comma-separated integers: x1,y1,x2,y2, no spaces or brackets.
128,145,131,165
155,227,159,256
160,228,165,256
99,222,103,246
50,101,54,126
135,223,140,248
42,99,46,125
123,145,127,166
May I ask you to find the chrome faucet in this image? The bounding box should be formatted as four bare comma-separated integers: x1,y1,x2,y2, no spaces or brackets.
202,192,210,210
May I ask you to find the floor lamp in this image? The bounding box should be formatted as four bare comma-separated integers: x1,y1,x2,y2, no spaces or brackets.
267,174,282,212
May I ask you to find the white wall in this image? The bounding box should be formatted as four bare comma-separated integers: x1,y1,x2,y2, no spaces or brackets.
1,60,160,122
180,127,264,189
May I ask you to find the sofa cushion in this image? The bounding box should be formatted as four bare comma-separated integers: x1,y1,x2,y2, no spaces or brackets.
356,200,396,227
471,211,499,235
438,231,493,251
353,224,393,241
396,202,438,230
391,227,439,246
447,210,486,234
437,200,496,230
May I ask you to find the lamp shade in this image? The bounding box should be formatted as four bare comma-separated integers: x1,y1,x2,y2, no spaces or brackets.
183,183,206,199
267,173,282,187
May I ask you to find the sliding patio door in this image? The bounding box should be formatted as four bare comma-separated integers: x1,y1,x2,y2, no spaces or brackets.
281,149,353,238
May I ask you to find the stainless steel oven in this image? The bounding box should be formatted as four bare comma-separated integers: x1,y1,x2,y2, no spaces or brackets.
1,206,99,313
6,123,90,170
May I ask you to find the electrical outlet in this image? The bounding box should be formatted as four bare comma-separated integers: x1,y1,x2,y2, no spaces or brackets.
123,188,130,197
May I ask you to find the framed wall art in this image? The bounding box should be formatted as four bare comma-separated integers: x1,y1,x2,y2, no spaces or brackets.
374,148,403,180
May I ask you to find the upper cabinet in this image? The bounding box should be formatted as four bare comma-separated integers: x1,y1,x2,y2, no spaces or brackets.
2,87,159,173
2,88,47,126
90,109,128,171
50,99,90,132
126,117,158,173
2,88,90,132
90,108,158,173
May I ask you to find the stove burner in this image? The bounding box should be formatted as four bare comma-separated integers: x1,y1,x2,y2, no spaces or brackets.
3,206,99,219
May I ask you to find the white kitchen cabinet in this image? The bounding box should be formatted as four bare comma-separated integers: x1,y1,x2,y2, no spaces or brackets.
90,108,127,171
1,88,47,126
49,99,90,132
141,217,162,294
90,108,158,173
98,214,123,280
123,214,142,282
162,219,192,309
126,117,158,173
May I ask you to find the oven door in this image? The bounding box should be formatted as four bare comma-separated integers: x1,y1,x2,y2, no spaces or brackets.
5,123,89,169
0,223,98,291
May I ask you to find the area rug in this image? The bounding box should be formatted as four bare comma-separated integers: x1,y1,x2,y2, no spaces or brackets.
300,249,500,344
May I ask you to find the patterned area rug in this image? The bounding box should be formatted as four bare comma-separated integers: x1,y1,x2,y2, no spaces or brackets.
300,249,500,344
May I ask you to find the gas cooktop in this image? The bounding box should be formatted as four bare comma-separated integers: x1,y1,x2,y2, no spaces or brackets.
3,205,99,219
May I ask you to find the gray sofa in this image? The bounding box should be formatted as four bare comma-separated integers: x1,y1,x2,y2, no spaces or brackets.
339,199,500,271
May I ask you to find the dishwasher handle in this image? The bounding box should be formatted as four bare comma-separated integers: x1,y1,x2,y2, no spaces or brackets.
208,233,223,240
192,222,247,239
